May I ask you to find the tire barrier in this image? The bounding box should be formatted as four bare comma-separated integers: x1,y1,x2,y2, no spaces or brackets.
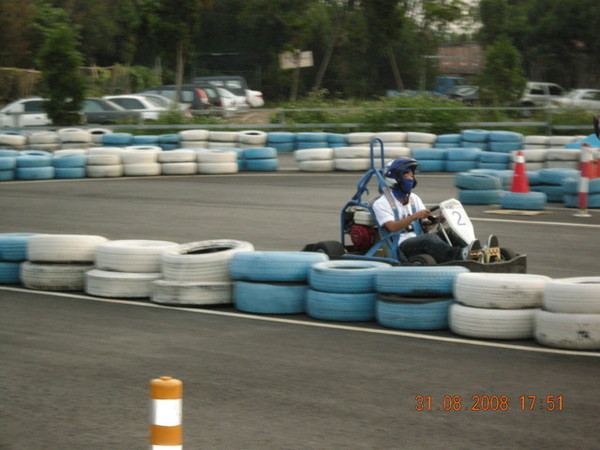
455,172,503,205
231,251,328,314
450,272,551,340
2,233,599,351
1,129,596,181
0,232,39,284
374,266,467,330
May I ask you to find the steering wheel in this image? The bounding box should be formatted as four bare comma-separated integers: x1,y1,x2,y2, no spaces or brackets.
420,205,442,231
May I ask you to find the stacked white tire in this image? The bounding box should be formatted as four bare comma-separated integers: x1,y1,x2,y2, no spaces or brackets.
27,131,60,152
196,149,238,174
152,239,254,306
58,128,92,150
121,146,162,176
23,234,108,291
158,149,198,175
239,130,267,149
179,129,209,149
208,131,239,149
450,273,551,340
535,277,600,350
86,240,178,298
294,148,334,172
86,147,124,178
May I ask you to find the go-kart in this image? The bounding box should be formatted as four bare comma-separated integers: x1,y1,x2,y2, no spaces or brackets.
303,138,527,273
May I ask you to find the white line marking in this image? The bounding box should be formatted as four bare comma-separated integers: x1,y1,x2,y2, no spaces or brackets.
2,286,598,358
471,217,600,228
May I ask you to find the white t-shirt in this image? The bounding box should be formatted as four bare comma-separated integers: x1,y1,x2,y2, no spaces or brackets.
372,192,427,244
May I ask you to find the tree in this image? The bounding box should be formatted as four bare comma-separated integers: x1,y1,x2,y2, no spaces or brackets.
476,35,526,106
37,24,86,125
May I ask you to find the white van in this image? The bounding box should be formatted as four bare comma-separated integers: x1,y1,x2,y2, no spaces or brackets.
520,82,566,108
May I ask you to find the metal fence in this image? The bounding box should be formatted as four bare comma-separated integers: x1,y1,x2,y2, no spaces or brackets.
1,106,598,135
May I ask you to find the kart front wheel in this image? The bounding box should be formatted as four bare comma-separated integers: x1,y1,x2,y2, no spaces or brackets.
408,254,437,266
500,247,518,261
309,240,346,259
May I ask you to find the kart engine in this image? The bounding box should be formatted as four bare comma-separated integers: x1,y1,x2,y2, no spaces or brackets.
349,224,376,250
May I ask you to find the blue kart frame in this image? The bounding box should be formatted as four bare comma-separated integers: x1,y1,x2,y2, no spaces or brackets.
303,137,527,272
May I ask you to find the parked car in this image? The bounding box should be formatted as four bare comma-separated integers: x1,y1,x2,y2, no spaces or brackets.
552,89,600,109
135,92,191,115
215,87,247,116
139,84,221,115
81,97,141,124
0,97,88,127
445,85,479,105
520,82,566,108
192,75,264,107
0,97,50,127
103,94,168,121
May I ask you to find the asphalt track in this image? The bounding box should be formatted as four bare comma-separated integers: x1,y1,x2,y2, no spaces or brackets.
1,154,599,449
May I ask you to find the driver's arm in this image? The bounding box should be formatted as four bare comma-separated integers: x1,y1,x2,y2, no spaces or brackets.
382,208,431,233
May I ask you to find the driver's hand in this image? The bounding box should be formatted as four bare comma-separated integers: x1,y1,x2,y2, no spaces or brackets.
415,209,431,220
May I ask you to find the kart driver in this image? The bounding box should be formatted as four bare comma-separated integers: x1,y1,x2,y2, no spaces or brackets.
372,157,487,263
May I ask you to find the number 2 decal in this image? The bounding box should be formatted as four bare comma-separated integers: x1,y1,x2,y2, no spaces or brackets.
452,211,466,226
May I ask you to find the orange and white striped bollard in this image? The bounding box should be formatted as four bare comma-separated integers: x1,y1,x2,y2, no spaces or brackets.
574,144,594,217
150,376,183,449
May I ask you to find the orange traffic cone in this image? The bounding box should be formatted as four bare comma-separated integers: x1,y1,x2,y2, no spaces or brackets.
510,150,530,193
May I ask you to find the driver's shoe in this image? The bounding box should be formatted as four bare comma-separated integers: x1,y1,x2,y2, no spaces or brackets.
462,239,483,262
484,234,500,263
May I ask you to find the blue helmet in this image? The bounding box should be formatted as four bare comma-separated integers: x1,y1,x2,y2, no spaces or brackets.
383,158,419,200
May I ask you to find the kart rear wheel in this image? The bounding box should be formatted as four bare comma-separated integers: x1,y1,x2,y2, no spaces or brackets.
408,254,437,266
500,247,517,261
311,241,345,259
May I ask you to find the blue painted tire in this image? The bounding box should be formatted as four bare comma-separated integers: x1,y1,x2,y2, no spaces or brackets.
16,153,52,168
0,233,37,261
0,150,19,157
480,152,511,164
309,260,391,293
0,169,15,181
376,298,453,330
55,167,86,179
489,141,521,153
376,266,469,297
296,132,328,142
245,158,279,171
102,133,133,146
563,177,600,195
306,289,376,322
500,191,546,210
0,262,21,283
446,161,478,172
459,188,502,205
231,251,328,282
461,129,490,142
327,133,347,145
16,166,55,180
436,134,461,144
52,154,87,168
296,141,329,150
564,193,600,208
418,160,446,172
0,157,16,170
538,168,579,185
454,172,501,190
478,162,510,170
267,132,296,143
234,281,308,314
268,142,295,152
447,147,481,161
243,147,277,159
531,185,564,202
489,131,523,142
158,134,181,144
412,148,447,160
132,135,160,145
